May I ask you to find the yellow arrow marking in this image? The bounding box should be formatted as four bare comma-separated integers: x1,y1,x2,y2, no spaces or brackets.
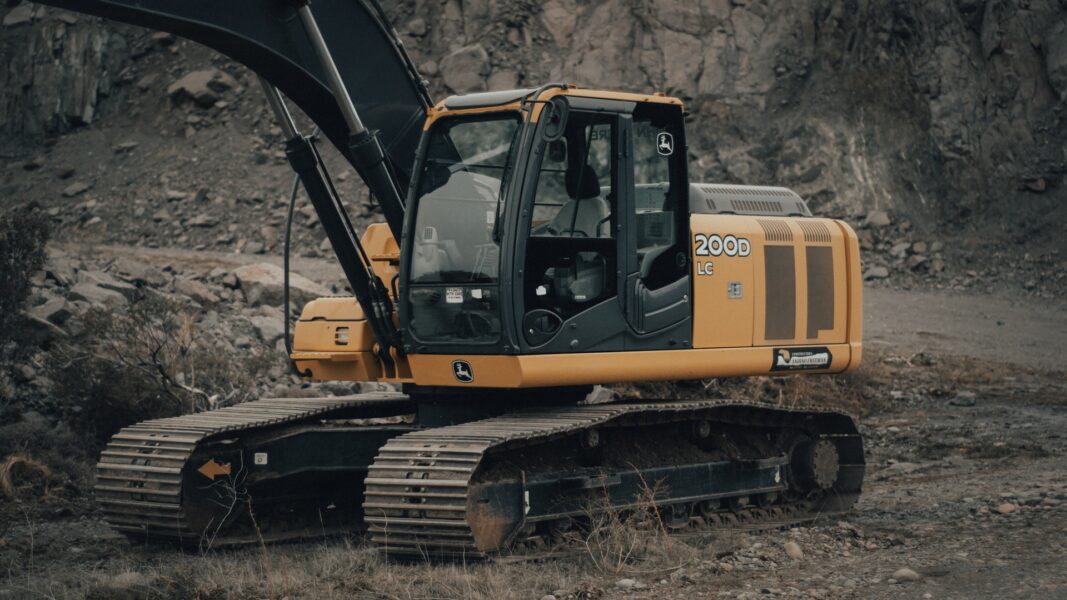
197,459,232,481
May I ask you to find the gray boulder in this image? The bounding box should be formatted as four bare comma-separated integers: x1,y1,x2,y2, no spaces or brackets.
174,278,220,305
249,315,285,345
77,270,138,301
439,45,489,94
234,263,331,308
167,69,237,107
30,297,72,325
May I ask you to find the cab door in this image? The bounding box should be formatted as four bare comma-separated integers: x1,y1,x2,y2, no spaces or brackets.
620,103,692,347
514,104,630,353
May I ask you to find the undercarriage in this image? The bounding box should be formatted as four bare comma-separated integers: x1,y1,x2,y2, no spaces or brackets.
96,391,864,558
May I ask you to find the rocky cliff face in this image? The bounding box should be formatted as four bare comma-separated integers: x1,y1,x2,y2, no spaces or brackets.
2,0,1066,230
391,0,1067,225
0,5,130,148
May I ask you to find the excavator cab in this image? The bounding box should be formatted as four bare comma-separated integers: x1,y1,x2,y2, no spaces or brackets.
401,90,693,357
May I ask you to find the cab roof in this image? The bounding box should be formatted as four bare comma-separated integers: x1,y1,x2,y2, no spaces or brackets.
437,85,684,112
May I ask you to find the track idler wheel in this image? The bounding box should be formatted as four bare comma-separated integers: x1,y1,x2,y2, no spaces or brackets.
791,438,840,491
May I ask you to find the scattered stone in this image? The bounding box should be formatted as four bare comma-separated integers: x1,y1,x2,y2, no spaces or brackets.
151,208,171,222
23,156,45,170
2,4,35,27
167,69,238,107
234,263,331,308
249,315,285,345
892,568,921,582
488,69,519,91
439,44,490,93
907,255,928,270
188,213,218,228
68,282,127,306
406,17,428,36
614,578,637,590
165,189,187,201
174,278,220,305
113,141,139,154
19,315,67,345
79,270,139,301
949,391,977,407
14,364,36,383
62,182,91,197
30,297,72,325
911,241,928,254
44,256,77,286
996,502,1017,514
136,73,158,91
419,60,438,77
864,266,890,280
150,31,175,46
864,210,892,228
1024,177,1047,193
890,242,910,258
783,541,804,559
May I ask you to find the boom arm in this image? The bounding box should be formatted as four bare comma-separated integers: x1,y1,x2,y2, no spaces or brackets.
31,0,434,360
30,0,428,239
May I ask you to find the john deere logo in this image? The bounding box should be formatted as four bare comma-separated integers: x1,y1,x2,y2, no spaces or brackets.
452,360,474,383
656,132,674,156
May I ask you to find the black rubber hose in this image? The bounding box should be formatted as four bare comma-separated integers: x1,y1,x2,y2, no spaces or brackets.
283,169,299,361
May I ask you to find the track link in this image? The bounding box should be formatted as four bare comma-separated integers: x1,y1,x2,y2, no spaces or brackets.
95,393,412,544
364,400,864,558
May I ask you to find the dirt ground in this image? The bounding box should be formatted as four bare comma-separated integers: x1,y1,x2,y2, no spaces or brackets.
0,250,1064,599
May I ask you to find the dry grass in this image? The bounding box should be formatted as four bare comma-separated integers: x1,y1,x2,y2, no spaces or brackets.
0,454,51,500
70,540,587,600
7,491,743,600
614,356,889,417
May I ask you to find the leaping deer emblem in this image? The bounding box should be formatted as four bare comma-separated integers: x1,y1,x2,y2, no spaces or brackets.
452,360,474,383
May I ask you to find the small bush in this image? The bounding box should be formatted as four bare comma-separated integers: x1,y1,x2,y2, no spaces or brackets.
0,204,50,339
46,294,271,444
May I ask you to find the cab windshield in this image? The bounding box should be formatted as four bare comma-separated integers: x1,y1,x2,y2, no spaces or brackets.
407,113,522,345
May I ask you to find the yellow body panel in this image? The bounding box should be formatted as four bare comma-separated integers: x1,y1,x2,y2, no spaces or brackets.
291,215,862,387
405,344,853,388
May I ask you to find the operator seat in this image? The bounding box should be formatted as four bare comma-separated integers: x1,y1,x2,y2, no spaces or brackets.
549,164,609,237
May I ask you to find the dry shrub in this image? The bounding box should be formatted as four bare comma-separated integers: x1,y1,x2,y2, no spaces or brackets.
46,294,271,444
0,204,49,340
0,453,51,500
573,479,703,578
614,351,895,417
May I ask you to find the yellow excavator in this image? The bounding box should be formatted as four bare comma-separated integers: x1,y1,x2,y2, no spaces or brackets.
34,0,864,557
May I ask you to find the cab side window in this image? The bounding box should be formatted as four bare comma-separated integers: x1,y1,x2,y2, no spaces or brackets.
632,105,685,290
530,116,614,239
523,112,618,325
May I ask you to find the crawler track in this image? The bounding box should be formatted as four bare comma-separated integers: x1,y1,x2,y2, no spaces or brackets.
95,393,413,544
364,400,864,558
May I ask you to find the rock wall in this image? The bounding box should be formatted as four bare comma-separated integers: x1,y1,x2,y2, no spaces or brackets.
0,5,130,149
391,0,1067,224
3,0,1067,227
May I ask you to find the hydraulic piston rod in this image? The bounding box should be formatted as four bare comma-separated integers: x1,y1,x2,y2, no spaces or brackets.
293,2,407,242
